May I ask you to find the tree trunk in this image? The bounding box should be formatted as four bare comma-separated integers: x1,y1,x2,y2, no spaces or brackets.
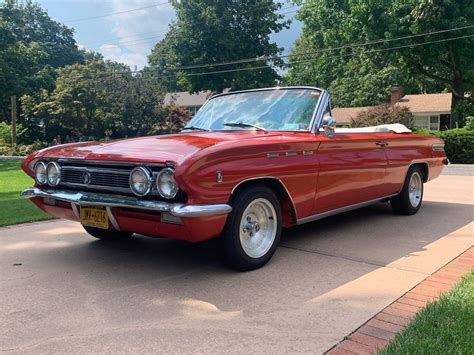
450,79,465,129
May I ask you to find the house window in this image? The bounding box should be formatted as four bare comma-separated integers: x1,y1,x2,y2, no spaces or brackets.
187,106,202,117
429,115,439,131
414,116,429,129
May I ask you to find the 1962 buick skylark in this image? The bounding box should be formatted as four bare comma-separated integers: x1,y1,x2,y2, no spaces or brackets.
21,87,448,270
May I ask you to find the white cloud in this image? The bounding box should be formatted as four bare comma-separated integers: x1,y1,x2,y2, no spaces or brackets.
99,0,175,69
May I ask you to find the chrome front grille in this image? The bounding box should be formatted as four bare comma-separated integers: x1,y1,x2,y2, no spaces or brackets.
61,168,130,189
60,166,132,193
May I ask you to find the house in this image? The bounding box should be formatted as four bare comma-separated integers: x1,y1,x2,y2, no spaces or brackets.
332,87,452,131
164,91,210,117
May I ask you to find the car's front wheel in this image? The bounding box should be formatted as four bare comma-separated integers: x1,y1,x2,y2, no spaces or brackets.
221,185,282,271
83,226,133,240
390,166,424,215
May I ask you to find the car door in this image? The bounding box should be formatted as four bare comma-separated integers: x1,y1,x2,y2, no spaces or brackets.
313,131,389,214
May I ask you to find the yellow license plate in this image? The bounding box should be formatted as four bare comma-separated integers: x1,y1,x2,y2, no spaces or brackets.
80,207,109,229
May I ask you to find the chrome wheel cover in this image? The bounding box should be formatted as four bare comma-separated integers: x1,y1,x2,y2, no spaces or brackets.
409,172,422,208
239,198,277,259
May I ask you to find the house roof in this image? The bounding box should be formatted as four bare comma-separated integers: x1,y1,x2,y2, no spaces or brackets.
395,93,452,113
332,92,452,124
332,106,375,124
164,91,210,107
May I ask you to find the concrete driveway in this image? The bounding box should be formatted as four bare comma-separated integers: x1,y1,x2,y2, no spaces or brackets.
1,170,473,353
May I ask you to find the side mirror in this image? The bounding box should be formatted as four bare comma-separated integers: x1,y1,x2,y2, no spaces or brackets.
322,116,336,138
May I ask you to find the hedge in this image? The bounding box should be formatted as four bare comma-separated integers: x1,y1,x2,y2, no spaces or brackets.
416,128,474,164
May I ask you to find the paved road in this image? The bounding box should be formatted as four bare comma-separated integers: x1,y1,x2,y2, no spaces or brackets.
1,172,473,353
442,164,474,176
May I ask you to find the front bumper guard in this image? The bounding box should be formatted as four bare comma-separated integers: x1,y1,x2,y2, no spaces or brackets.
21,187,232,218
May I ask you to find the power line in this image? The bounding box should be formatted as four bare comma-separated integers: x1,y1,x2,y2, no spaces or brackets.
79,33,474,81
66,1,171,23
178,34,474,77
164,24,474,71
288,33,474,67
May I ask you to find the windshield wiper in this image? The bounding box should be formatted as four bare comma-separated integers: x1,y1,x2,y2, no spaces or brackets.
181,126,208,132
223,122,267,132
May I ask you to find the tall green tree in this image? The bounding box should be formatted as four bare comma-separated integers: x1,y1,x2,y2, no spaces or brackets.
0,0,82,119
285,0,445,108
21,61,168,139
383,0,474,126
286,0,474,126
148,0,289,93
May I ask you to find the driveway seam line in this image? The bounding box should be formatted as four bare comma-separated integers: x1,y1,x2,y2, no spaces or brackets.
279,245,429,275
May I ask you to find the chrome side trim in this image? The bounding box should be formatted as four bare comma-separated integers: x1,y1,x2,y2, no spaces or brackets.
432,143,445,152
71,203,80,220
231,176,298,220
21,188,232,218
286,152,297,157
106,207,121,231
296,194,397,225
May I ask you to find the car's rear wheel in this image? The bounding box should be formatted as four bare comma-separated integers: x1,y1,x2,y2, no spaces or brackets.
221,186,282,271
83,226,133,240
390,166,424,215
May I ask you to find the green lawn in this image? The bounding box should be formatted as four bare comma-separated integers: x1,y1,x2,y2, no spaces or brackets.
0,160,52,226
383,271,474,354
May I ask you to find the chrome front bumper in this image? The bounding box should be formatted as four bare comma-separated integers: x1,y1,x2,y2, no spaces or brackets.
21,187,232,218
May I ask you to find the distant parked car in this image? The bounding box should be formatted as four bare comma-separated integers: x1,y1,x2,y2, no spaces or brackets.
21,87,448,270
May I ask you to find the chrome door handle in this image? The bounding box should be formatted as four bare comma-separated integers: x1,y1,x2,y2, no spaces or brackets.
375,141,388,147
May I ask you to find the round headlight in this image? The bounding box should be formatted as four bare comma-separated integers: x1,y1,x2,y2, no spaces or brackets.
156,168,178,199
34,161,47,185
129,167,152,196
46,162,61,186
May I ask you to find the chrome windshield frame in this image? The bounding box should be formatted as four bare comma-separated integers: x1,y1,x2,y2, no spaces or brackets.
189,86,327,134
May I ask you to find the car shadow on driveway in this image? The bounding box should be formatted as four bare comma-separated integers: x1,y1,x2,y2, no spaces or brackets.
29,200,472,304
280,200,473,267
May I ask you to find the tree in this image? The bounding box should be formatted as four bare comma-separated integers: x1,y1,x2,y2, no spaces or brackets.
285,0,442,108
350,105,414,129
384,0,474,127
150,105,191,135
148,0,289,93
21,60,168,140
0,0,82,118
101,71,167,138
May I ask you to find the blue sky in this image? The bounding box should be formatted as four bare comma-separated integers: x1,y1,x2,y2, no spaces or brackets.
37,0,302,69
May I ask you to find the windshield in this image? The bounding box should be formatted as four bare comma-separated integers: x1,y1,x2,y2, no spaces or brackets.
183,88,321,132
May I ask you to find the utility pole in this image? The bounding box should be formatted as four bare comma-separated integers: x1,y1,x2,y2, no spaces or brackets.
11,95,17,147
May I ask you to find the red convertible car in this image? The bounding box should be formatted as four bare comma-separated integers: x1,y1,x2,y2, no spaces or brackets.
21,87,448,270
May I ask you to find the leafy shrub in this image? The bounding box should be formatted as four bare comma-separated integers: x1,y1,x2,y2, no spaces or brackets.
150,105,192,135
351,104,414,129
465,116,474,130
416,128,474,164
0,122,28,145
0,141,48,156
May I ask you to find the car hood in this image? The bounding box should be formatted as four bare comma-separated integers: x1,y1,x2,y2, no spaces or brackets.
35,131,282,164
